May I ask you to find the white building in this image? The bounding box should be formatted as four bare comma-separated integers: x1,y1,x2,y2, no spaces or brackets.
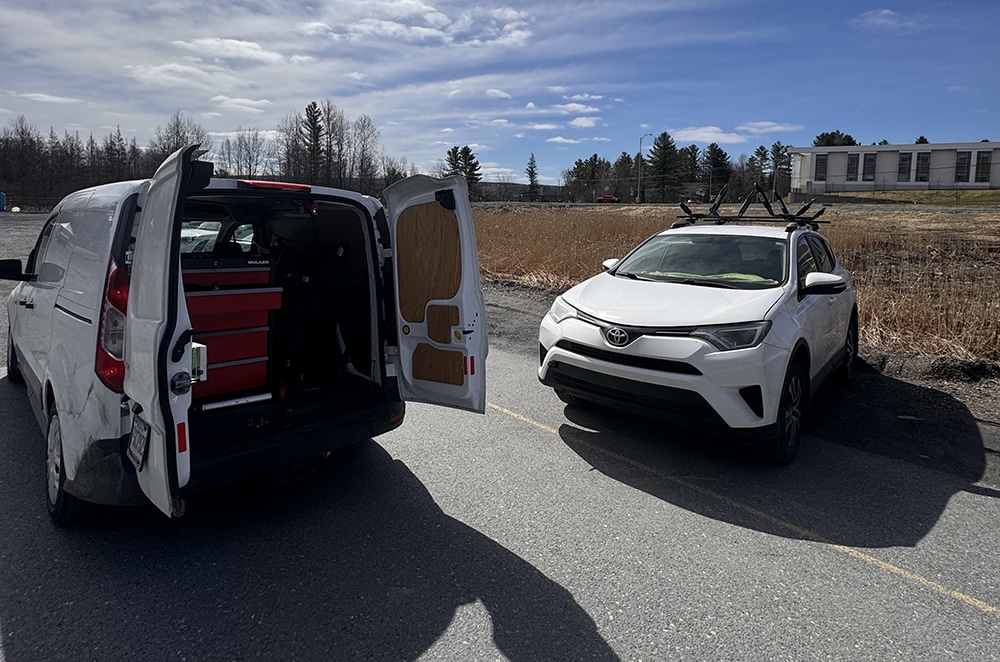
790,141,999,194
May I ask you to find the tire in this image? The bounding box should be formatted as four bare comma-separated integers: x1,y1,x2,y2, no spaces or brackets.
6,325,23,384
834,318,858,386
766,361,807,464
46,409,87,524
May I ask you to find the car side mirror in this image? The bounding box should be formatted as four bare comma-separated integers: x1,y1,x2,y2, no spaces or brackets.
0,259,27,281
602,258,620,272
801,271,846,295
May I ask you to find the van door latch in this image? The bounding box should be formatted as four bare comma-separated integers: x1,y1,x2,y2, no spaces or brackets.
170,372,192,395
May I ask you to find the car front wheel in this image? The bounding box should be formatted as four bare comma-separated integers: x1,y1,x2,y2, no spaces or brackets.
46,409,87,524
6,325,23,384
767,361,806,464
834,318,858,385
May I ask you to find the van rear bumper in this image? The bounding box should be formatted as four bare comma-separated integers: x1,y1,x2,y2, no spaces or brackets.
180,397,406,496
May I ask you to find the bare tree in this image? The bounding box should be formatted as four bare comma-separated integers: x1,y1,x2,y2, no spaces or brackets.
146,110,212,165
350,114,380,195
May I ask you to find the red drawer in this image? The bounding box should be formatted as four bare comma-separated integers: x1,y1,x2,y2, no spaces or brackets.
193,358,268,398
186,288,281,333
195,329,268,364
183,267,270,288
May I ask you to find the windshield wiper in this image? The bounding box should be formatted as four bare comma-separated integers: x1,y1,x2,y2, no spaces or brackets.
671,277,739,289
615,271,654,281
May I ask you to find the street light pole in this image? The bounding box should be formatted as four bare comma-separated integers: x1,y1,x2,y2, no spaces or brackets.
636,132,652,203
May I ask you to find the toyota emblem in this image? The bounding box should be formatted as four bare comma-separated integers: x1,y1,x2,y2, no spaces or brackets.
606,327,629,346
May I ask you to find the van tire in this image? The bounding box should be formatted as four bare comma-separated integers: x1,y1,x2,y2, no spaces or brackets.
46,409,87,525
6,325,23,384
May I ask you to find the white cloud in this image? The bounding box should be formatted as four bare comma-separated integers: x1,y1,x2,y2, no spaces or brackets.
486,89,511,98
300,21,331,36
736,121,803,134
570,117,600,128
489,119,510,126
10,92,80,104
528,123,560,130
552,103,599,114
525,102,537,109
211,95,273,114
591,137,611,142
853,9,926,32
441,127,454,132
172,38,286,64
671,126,748,144
124,63,247,93
568,93,603,101
547,86,569,93
349,72,366,81
547,136,581,144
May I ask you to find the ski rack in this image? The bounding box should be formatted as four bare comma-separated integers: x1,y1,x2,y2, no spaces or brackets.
673,183,828,232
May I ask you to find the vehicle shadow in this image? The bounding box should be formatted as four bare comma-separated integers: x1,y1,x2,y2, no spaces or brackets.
0,379,617,661
556,361,997,550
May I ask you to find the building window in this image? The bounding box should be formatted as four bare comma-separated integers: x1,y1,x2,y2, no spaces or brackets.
956,151,971,182
915,152,930,182
897,153,912,182
814,154,828,181
862,153,876,181
976,152,992,183
846,154,859,181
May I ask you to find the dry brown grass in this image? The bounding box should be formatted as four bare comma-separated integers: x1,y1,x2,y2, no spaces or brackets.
474,203,1000,361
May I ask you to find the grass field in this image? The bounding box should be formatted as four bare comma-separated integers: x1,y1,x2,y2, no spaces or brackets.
473,202,1000,361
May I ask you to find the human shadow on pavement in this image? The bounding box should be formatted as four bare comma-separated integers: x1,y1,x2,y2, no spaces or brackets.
556,361,997,550
0,380,617,661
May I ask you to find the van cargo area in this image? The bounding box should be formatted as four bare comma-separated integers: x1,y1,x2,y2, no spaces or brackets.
177,189,393,479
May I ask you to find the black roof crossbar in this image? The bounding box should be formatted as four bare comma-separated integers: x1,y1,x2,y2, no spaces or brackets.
673,183,828,232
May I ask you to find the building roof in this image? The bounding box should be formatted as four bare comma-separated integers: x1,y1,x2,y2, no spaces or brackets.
790,141,999,154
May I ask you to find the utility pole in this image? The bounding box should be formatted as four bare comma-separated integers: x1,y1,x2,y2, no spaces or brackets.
636,133,652,203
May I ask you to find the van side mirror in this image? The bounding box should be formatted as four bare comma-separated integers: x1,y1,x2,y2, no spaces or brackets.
0,259,27,281
602,258,620,272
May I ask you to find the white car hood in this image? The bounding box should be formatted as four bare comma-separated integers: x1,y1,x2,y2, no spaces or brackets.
562,272,784,327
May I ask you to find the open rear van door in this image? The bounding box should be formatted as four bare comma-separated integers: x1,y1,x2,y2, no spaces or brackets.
124,144,209,517
384,175,487,413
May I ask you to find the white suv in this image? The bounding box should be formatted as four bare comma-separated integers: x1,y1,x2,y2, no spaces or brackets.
2,145,487,521
538,195,856,462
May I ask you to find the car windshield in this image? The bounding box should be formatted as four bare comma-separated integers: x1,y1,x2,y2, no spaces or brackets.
613,234,788,289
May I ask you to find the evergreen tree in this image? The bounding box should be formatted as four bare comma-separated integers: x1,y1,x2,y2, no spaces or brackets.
813,130,858,147
301,101,325,184
701,143,732,200
525,153,540,201
769,141,791,195
646,132,680,202
444,145,483,196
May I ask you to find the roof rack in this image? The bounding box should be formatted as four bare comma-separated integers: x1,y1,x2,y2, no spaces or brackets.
672,183,828,232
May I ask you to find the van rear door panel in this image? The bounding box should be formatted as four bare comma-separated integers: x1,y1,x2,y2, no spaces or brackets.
383,175,487,413
124,144,204,517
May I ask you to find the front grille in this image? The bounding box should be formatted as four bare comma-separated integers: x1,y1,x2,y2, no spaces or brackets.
545,363,716,419
555,340,701,375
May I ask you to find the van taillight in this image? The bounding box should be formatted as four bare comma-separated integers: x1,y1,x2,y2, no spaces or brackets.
95,260,129,393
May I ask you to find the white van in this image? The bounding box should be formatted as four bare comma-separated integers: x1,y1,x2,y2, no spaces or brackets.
1,145,487,522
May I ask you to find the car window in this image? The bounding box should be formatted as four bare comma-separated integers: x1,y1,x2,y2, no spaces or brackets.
796,236,818,281
26,216,58,276
806,235,836,273
614,234,787,289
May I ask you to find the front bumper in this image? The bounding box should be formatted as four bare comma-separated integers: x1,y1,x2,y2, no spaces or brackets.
538,314,788,434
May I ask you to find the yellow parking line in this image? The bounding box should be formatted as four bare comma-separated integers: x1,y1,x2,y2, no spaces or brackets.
487,401,999,616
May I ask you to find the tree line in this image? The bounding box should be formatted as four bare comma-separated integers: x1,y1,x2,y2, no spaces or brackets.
0,103,417,208
560,133,792,204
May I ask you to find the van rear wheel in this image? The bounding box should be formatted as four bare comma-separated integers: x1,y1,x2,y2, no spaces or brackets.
6,324,23,384
46,409,87,524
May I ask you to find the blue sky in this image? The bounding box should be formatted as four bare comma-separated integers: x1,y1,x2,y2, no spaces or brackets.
1,0,996,185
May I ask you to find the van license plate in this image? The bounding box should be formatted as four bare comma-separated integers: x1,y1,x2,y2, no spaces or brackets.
128,416,150,472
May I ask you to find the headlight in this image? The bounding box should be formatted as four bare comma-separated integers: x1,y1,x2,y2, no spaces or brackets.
546,296,578,323
690,321,771,351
